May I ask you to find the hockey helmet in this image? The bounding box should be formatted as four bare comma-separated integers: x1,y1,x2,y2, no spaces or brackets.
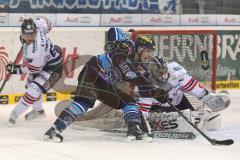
135,35,156,51
21,18,37,34
20,19,37,44
107,27,127,42
148,56,169,83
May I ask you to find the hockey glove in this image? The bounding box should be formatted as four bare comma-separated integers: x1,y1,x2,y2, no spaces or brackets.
151,88,169,104
6,63,22,74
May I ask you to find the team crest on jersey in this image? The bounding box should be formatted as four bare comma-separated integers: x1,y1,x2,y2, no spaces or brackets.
173,66,182,71
104,67,123,85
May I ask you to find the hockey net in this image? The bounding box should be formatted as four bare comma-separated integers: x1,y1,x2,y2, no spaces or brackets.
72,30,217,130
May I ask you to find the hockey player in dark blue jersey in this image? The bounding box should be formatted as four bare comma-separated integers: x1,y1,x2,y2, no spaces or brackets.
43,28,168,142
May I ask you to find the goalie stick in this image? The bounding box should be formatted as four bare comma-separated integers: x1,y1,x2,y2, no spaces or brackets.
166,100,234,145
0,46,23,94
100,129,196,140
72,125,196,140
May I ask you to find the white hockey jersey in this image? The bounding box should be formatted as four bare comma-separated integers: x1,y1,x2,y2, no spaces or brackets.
137,61,206,107
21,17,61,74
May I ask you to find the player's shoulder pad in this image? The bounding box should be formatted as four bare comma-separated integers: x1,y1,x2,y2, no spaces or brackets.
167,62,187,81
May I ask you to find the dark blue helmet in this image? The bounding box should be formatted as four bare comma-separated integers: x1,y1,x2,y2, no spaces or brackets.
108,27,127,41
106,27,135,61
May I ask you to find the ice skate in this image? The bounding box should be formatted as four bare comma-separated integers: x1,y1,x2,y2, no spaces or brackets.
25,109,46,121
127,121,153,142
8,117,16,127
42,126,63,143
8,112,18,127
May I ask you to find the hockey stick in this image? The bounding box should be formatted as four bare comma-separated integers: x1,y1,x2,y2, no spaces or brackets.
166,100,234,145
0,46,23,94
100,129,196,140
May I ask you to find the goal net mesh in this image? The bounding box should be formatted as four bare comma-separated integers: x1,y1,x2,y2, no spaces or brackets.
72,30,217,130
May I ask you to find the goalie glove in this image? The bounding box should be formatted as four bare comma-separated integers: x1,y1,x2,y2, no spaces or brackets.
151,88,169,104
6,63,22,74
199,89,230,111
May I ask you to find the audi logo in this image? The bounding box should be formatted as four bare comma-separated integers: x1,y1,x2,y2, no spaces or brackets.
0,16,7,23
79,17,92,24
123,16,133,24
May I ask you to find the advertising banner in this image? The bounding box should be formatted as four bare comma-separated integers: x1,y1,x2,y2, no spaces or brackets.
141,14,180,26
0,13,8,26
56,14,100,26
101,14,141,26
217,15,240,26
217,30,240,81
181,14,217,26
8,13,57,26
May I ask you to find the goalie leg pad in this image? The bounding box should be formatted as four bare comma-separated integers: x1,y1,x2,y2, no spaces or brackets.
204,110,221,131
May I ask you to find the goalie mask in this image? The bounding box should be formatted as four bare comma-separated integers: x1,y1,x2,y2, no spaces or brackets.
148,56,169,83
21,18,37,44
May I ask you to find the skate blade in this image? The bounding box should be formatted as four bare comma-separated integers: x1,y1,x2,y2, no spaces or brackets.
41,135,62,143
25,113,46,121
127,135,136,141
8,123,15,128
142,136,153,142
126,135,153,142
7,119,16,127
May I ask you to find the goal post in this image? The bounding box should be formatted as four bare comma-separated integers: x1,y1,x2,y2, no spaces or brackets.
131,30,218,90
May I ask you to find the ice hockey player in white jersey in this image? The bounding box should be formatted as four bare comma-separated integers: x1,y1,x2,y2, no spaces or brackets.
6,17,63,125
137,56,230,133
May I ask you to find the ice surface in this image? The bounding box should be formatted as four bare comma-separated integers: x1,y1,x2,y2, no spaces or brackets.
0,90,240,160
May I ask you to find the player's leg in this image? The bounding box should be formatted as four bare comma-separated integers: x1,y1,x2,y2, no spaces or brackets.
98,86,153,141
8,69,61,125
43,66,96,142
122,103,152,141
8,82,42,126
25,95,46,120
43,96,95,142
24,61,62,120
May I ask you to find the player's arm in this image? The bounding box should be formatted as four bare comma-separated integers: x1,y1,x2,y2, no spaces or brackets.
35,17,52,34
20,45,44,74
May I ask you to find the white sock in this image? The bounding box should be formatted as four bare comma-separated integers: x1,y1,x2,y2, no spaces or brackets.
32,95,43,112
10,102,29,120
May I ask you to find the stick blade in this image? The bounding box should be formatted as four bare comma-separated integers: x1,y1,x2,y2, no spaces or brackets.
212,139,234,146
